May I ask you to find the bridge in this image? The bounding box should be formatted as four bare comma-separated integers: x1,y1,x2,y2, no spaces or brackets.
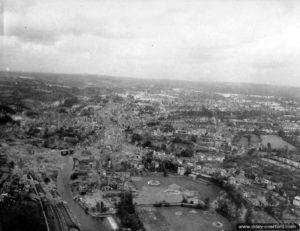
89,211,116,218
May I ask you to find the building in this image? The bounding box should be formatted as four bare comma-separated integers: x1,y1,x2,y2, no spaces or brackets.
177,166,185,176
103,216,119,231
293,196,300,207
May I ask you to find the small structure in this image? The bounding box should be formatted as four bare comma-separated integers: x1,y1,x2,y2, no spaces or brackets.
188,174,197,180
212,221,223,228
168,184,181,191
61,149,74,156
177,166,185,175
163,188,181,194
175,211,183,216
147,180,160,186
293,196,300,207
189,210,197,214
103,216,119,231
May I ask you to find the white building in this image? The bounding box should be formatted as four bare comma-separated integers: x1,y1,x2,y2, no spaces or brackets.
293,196,300,207
177,166,185,176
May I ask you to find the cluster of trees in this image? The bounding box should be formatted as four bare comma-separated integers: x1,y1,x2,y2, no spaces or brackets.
63,97,79,107
139,105,155,114
112,94,124,103
117,192,144,231
216,196,240,221
0,104,16,114
215,182,248,222
0,114,14,125
141,151,179,174
25,110,39,118
172,106,213,118
131,133,143,143
0,198,47,231
161,123,174,133
178,148,193,157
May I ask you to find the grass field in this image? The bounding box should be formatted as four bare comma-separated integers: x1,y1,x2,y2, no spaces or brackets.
159,207,230,231
134,175,230,231
137,206,230,231
261,135,296,150
133,175,221,201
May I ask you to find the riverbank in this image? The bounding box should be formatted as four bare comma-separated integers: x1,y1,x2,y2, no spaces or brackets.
57,156,107,231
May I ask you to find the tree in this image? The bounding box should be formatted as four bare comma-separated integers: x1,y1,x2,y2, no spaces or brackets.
142,140,152,148
8,161,15,169
0,199,47,231
245,207,254,223
161,143,167,151
266,193,276,206
63,97,79,107
182,198,188,203
278,130,285,138
96,202,101,212
172,137,183,143
117,193,143,231
267,142,272,152
184,167,192,176
217,200,229,218
180,148,193,157
163,167,168,177
70,173,78,180
131,133,142,143
191,135,198,143
204,197,210,209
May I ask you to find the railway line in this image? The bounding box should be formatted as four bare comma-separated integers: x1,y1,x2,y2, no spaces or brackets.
29,173,80,231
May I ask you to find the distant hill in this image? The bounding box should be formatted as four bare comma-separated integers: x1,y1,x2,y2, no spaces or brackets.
1,71,300,100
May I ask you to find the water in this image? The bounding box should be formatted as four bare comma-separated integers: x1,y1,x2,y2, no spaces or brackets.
57,156,107,231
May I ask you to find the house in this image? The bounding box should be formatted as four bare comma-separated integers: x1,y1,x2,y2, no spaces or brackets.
267,184,275,190
187,197,201,204
188,174,197,180
293,196,300,207
79,184,88,194
177,166,185,176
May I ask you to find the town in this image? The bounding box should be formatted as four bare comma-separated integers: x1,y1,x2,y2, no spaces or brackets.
0,71,300,231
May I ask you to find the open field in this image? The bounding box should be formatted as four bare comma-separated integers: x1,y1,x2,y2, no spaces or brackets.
261,135,296,150
132,175,221,201
159,207,230,231
133,175,230,230
137,206,230,231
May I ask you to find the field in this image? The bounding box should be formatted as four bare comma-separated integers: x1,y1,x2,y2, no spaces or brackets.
159,207,230,231
261,135,296,150
134,175,230,231
133,175,221,201
137,206,230,231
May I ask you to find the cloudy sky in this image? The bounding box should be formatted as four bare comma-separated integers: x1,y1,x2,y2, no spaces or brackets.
1,0,300,86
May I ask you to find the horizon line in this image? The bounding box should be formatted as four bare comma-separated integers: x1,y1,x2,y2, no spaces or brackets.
1,69,300,89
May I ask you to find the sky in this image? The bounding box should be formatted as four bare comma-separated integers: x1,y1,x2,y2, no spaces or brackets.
1,0,300,86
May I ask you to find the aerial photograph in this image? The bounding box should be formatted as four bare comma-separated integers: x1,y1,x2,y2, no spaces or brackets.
1,0,300,231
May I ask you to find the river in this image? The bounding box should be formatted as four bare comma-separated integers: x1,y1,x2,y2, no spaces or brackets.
57,156,107,231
